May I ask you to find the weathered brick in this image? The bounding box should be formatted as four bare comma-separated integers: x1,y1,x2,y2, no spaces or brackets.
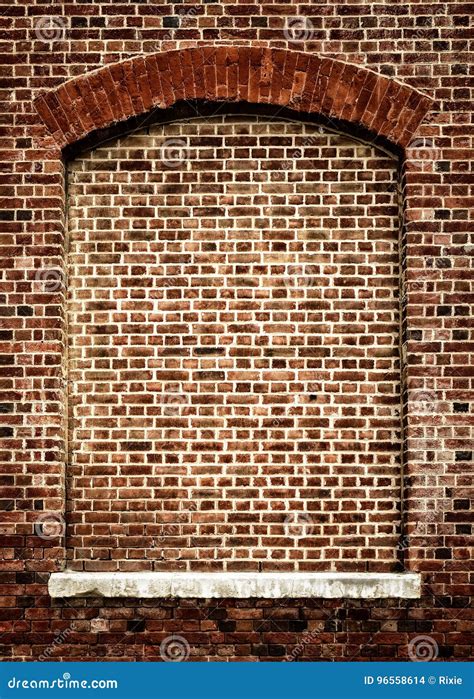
3,0,471,664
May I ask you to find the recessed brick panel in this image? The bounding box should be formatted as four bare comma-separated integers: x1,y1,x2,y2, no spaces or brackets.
67,116,401,572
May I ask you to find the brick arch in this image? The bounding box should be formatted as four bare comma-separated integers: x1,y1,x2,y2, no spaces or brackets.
34,46,433,151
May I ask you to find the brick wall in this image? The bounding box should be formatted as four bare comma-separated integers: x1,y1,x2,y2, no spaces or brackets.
67,115,400,572
1,0,472,662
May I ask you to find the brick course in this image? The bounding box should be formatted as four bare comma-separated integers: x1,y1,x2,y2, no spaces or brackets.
0,0,472,662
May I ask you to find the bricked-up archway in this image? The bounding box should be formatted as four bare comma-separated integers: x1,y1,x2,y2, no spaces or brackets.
35,45,433,593
34,46,433,151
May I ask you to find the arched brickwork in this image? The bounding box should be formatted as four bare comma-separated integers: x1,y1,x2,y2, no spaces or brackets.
34,46,433,150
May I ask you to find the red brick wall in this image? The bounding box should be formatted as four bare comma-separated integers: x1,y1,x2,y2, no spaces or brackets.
1,0,472,661
67,115,401,573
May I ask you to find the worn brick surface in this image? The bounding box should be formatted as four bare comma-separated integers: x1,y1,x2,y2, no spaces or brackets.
67,117,400,572
34,47,433,150
0,0,472,662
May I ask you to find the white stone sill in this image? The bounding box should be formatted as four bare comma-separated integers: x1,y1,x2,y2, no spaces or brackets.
48,572,421,599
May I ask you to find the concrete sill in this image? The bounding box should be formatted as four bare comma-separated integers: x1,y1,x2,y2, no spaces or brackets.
48,572,421,599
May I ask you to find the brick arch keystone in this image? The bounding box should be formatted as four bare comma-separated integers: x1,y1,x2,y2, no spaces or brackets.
34,46,434,151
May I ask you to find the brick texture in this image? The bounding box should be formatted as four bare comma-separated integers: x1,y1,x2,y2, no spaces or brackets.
67,116,400,572
34,46,433,150
0,0,472,662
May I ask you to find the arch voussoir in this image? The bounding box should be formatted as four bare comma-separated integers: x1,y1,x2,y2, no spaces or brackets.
34,45,434,151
